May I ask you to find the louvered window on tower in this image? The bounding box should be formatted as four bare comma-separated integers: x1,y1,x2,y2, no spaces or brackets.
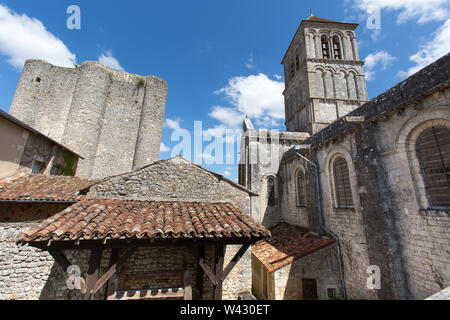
321,36,330,59
416,127,450,209
333,157,353,208
332,36,342,59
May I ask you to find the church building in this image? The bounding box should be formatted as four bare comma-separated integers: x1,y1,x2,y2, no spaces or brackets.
242,16,450,300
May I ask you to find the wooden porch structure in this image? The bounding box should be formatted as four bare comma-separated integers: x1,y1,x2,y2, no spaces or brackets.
32,239,252,300
18,199,270,300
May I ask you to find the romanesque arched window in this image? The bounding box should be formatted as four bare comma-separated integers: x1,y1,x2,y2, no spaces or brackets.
416,127,450,208
321,36,330,59
296,170,307,207
267,177,276,207
333,157,353,208
332,36,342,59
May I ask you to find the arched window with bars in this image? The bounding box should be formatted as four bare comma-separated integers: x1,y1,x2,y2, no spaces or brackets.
332,36,342,59
333,157,354,208
296,170,307,207
416,126,450,209
267,177,276,207
321,35,330,59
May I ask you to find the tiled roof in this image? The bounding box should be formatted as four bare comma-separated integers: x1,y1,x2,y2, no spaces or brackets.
0,175,99,202
20,199,270,243
305,16,341,23
252,223,335,273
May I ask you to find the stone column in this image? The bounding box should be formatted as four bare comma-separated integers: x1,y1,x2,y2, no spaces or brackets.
351,36,360,60
315,35,322,59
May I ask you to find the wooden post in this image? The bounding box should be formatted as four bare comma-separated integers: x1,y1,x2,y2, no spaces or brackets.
195,245,205,300
189,245,217,285
184,270,192,300
104,248,119,300
49,251,71,272
92,247,137,296
83,248,103,300
213,243,225,300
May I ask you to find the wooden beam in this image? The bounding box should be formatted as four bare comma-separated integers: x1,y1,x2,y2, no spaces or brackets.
222,243,250,280
48,250,71,272
83,248,103,300
189,246,217,285
92,247,137,296
126,270,181,281
104,248,119,300
108,288,185,301
30,239,258,251
184,270,192,300
196,245,205,300
213,243,225,300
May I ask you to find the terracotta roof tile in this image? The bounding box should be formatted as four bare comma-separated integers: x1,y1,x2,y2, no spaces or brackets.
0,175,100,202
252,223,336,272
20,199,270,243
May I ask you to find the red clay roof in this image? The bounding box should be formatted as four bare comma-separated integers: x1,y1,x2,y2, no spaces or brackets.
252,223,336,272
20,199,270,243
0,175,99,202
305,15,341,23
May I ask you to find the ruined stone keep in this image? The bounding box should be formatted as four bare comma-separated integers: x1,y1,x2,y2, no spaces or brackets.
9,60,168,180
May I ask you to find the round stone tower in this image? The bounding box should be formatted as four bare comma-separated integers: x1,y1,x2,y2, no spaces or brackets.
9,59,168,179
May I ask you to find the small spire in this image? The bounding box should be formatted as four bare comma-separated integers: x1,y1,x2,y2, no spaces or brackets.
310,9,313,17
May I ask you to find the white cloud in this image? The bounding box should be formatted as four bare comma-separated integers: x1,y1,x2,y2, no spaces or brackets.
202,125,241,144
160,142,170,153
364,50,396,81
245,53,255,69
352,0,450,24
223,170,232,177
215,73,285,126
0,4,76,68
399,19,450,77
98,50,124,71
165,118,182,130
209,106,244,128
274,74,283,81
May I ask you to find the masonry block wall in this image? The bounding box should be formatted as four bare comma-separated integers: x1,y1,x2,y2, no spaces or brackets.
282,19,368,135
9,59,168,179
280,82,450,299
239,127,310,228
0,116,79,179
273,245,341,300
87,157,256,300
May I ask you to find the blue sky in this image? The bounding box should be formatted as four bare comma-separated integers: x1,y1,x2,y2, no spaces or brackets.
0,0,449,181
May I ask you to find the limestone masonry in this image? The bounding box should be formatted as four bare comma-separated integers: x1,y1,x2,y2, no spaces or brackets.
9,60,168,179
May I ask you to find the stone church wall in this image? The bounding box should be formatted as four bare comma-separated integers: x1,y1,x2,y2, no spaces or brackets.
279,82,450,300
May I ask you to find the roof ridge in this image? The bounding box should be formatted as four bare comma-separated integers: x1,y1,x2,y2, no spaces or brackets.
81,156,259,196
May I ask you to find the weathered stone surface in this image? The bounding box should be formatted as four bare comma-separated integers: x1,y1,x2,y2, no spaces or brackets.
9,59,168,180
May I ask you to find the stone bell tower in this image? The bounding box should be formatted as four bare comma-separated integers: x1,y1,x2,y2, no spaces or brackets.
281,15,368,134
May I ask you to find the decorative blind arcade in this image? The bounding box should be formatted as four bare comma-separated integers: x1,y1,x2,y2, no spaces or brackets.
416,127,450,208
333,157,353,208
